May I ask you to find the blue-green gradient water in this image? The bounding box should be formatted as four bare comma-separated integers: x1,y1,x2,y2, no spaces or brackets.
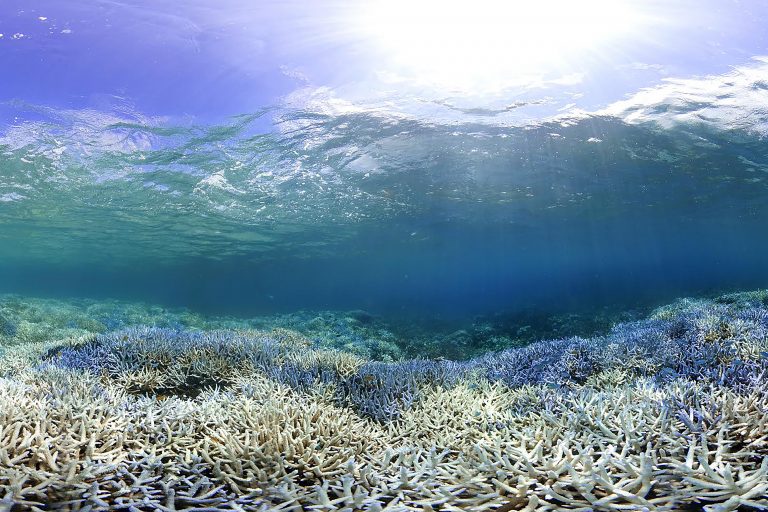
2,67,768,328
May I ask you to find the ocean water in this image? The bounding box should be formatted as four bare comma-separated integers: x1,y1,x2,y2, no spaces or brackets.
2,93,768,326
4,2,768,509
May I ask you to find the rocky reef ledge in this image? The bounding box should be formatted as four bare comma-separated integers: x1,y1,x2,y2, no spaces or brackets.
1,291,768,510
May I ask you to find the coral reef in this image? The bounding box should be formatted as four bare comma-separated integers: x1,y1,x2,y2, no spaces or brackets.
0,295,404,360
393,304,648,360
1,291,768,510
245,310,404,361
0,293,648,363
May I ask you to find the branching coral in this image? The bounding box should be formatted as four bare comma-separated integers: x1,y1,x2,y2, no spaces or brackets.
1,291,768,510
35,294,768,419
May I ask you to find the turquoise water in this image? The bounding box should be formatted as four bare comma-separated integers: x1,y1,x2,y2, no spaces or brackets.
2,97,767,324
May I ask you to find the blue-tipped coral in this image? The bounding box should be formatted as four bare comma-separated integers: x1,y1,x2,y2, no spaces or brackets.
1,291,768,510
37,293,768,420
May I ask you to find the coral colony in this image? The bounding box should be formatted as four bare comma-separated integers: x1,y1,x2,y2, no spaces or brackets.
1,291,768,510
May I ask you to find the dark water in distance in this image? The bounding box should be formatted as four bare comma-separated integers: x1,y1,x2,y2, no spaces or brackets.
2,79,768,326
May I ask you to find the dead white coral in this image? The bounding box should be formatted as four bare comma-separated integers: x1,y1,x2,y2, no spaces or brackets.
2,340,768,510
284,348,366,378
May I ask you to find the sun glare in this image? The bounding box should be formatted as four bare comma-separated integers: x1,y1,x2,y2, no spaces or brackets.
355,0,642,90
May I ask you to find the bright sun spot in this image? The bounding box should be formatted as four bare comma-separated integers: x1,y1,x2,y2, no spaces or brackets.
356,0,644,90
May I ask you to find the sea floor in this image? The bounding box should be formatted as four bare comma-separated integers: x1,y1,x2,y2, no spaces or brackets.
1,291,768,510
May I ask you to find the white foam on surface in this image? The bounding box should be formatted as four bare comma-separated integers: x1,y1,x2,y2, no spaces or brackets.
601,57,768,134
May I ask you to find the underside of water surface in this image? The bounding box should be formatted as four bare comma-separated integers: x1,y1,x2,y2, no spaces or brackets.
2,98,768,321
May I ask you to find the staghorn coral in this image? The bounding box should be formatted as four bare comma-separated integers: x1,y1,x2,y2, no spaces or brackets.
43,327,364,398
1,291,768,510
35,292,768,418
3,367,768,510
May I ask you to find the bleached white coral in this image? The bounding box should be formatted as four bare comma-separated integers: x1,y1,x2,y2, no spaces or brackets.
1,292,768,510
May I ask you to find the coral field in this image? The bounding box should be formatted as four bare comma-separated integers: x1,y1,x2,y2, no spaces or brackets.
1,291,768,510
